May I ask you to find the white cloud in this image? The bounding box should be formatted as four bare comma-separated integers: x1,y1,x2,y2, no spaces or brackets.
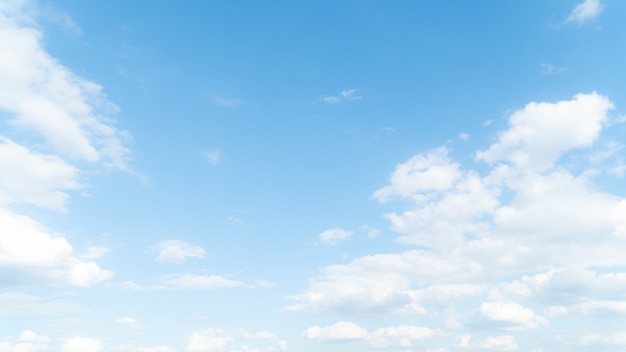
478,301,548,330
288,92,626,332
318,228,353,245
186,329,232,352
18,331,49,343
0,208,114,287
117,316,141,329
373,147,462,203
0,3,130,168
117,316,138,325
0,137,80,211
566,0,604,24
79,246,110,260
63,337,102,352
204,149,221,165
476,92,613,171
319,88,362,104
455,334,518,351
366,325,441,349
0,330,50,352
303,322,441,349
150,240,206,262
302,321,368,342
185,329,286,352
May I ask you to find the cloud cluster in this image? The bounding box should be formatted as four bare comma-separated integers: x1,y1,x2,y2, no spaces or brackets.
288,93,626,348
0,0,128,288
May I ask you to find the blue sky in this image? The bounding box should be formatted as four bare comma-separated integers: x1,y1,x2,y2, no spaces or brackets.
1,0,626,351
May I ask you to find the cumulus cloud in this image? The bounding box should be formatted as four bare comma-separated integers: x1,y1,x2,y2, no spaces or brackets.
303,322,441,349
0,208,114,287
150,240,207,262
318,228,353,245
287,93,626,346
62,337,102,352
302,321,368,342
0,0,124,289
476,92,613,171
566,0,604,24
478,301,549,330
186,328,286,352
0,330,50,352
186,329,233,352
0,137,80,210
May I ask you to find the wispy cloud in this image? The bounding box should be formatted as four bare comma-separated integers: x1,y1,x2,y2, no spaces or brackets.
540,63,566,75
204,149,221,165
212,96,243,108
566,0,604,24
318,88,362,104
149,240,206,262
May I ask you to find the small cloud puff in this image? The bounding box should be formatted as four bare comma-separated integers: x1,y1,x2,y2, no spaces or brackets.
204,149,221,165
318,228,354,245
150,240,206,262
319,88,362,104
540,63,566,75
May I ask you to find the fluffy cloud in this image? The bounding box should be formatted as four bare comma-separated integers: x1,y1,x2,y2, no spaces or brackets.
0,0,124,288
0,137,80,210
150,240,207,262
318,228,353,245
62,337,102,352
185,329,286,352
0,330,49,352
186,329,233,352
303,322,441,349
302,322,368,342
478,301,548,330
566,0,604,24
288,93,626,349
0,208,113,287
0,2,130,167
476,92,613,171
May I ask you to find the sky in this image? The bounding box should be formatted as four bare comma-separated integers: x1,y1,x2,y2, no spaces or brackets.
1,0,626,351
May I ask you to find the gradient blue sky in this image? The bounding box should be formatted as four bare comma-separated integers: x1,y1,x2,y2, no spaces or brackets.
2,0,626,351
